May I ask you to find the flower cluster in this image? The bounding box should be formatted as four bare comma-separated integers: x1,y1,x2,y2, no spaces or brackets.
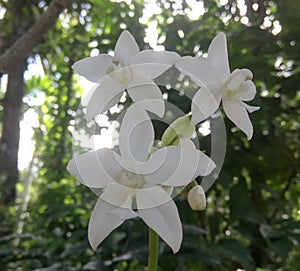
67,30,259,253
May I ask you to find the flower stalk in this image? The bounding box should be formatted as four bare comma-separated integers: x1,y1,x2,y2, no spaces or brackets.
148,228,159,271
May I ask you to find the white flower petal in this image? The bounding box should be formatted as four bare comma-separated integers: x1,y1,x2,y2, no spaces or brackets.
227,69,253,89
130,50,180,79
131,50,179,66
100,183,129,207
175,56,222,88
72,54,113,82
67,148,121,188
85,76,123,120
179,137,196,149
114,30,140,65
136,187,182,253
136,186,168,209
81,83,98,107
223,99,254,140
208,32,230,81
242,102,260,113
114,155,142,174
234,80,257,101
88,198,124,250
119,104,154,162
127,77,164,117
191,88,222,124
110,205,139,220
193,151,216,178
145,146,215,187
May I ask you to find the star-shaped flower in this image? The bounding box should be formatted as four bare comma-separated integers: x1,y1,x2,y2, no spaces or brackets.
67,104,215,253
175,33,259,139
73,30,179,119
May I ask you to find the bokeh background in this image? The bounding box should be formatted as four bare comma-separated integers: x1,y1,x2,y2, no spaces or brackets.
0,0,299,270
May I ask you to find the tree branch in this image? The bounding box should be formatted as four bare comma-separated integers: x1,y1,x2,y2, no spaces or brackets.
0,0,71,73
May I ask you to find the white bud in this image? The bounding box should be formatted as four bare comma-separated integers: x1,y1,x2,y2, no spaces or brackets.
187,185,206,211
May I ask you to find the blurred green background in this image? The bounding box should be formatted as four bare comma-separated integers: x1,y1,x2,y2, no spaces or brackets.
0,0,299,270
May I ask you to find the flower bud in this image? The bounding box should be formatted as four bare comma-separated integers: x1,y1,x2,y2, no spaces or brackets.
161,116,195,146
187,185,206,211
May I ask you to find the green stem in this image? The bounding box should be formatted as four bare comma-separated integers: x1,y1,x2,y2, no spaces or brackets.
148,228,159,271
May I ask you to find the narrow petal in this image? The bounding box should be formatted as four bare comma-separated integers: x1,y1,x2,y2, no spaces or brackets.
222,99,254,140
119,103,154,162
127,77,164,117
136,187,182,253
114,30,140,65
145,145,215,187
175,56,223,88
184,145,215,179
88,198,124,250
130,50,180,79
193,151,216,178
72,54,113,82
67,148,121,188
85,76,123,120
242,102,260,113
191,88,222,124
208,32,230,81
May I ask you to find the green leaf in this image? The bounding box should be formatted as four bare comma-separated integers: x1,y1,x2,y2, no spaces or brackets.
269,236,292,259
229,179,264,224
214,238,254,269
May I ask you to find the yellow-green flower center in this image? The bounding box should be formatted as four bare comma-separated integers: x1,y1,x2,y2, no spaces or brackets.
224,89,236,99
107,59,133,85
116,170,145,189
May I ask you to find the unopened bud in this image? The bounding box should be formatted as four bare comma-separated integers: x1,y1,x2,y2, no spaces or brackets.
161,115,195,146
187,185,206,211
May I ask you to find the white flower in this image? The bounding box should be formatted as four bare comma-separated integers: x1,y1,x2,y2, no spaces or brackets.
187,185,206,211
73,30,179,120
67,104,215,253
175,33,260,139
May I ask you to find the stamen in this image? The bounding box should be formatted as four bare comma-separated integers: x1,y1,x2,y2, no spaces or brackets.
112,59,120,66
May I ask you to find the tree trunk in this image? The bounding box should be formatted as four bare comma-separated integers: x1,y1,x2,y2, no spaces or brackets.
0,0,70,207
0,60,26,205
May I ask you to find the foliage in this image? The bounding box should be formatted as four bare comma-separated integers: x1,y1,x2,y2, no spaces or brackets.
0,0,299,270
